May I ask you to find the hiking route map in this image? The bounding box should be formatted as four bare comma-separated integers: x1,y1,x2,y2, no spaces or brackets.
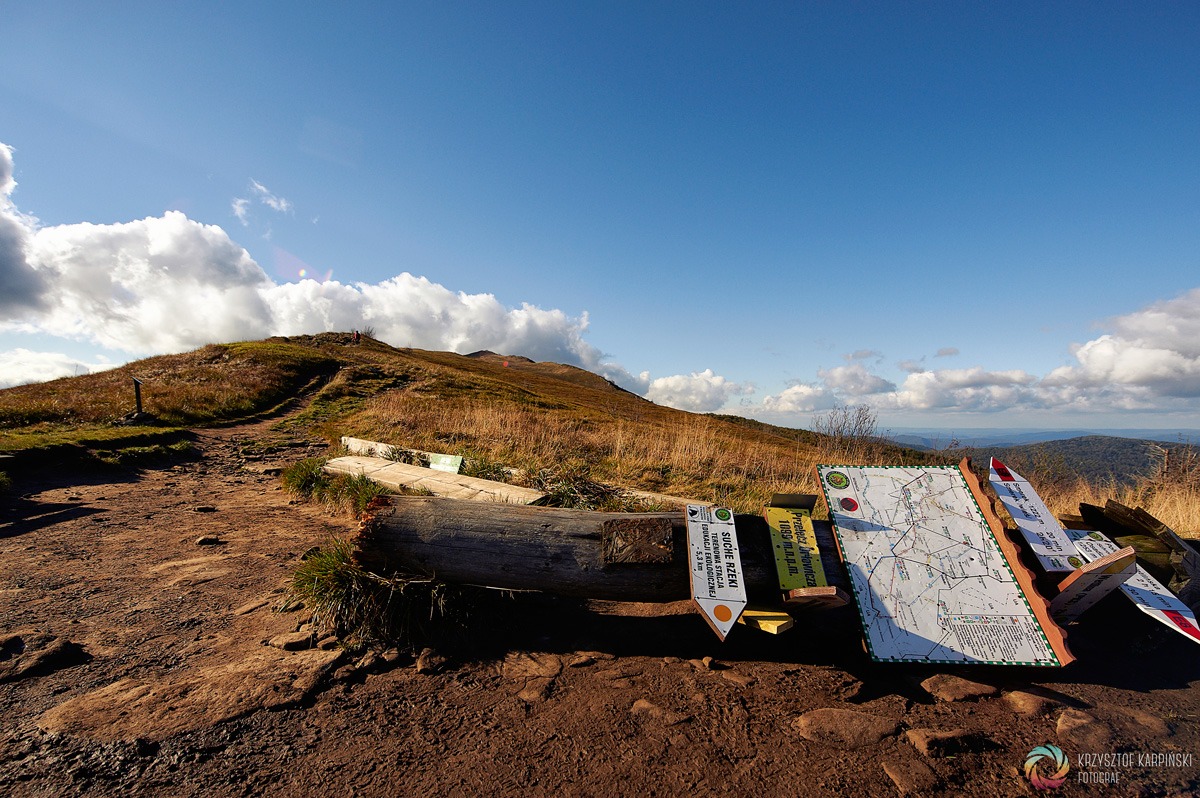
819,465,1062,666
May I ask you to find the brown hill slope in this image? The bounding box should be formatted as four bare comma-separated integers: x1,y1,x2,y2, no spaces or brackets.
0,333,921,510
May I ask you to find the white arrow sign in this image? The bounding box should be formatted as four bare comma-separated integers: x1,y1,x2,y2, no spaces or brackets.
989,457,1080,574
1065,528,1200,645
685,504,747,640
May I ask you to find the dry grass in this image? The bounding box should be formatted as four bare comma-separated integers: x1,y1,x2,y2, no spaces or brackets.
345,393,917,513
1032,444,1200,537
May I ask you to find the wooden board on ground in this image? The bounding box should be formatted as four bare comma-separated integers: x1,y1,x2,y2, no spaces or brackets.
324,456,544,504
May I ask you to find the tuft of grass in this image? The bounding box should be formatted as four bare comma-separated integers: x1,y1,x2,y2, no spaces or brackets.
525,463,636,511
281,457,390,515
0,470,10,495
286,538,493,648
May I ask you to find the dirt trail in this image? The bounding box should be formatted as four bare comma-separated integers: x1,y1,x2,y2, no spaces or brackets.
2,412,1200,796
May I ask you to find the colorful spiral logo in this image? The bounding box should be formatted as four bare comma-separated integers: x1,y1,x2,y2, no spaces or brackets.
1024,744,1069,789
826,471,850,489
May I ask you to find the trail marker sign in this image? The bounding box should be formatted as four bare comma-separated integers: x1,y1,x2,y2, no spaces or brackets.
1065,528,1200,645
989,458,1080,574
685,504,747,641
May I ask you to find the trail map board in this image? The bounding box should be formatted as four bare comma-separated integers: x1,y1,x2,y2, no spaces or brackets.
818,464,1062,666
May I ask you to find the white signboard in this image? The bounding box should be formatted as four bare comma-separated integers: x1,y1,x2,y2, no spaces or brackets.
1065,528,1200,645
820,464,1062,666
427,454,463,474
988,458,1080,574
685,504,747,640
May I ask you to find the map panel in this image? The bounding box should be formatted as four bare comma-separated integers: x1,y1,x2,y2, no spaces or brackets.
818,465,1061,666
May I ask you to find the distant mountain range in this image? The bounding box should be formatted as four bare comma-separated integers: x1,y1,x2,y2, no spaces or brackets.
887,432,1199,487
889,428,1200,450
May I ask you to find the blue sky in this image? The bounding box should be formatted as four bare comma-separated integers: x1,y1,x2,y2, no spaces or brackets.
2,2,1199,431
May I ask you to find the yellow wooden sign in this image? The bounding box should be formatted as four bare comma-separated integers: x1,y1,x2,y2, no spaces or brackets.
764,504,829,592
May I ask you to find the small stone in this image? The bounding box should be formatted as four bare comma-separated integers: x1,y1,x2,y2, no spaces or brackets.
1004,689,1064,717
195,535,222,546
630,699,691,726
232,599,269,616
502,652,562,680
905,728,989,758
332,664,357,682
882,757,940,795
567,654,596,668
518,679,552,703
793,707,901,749
381,649,405,665
919,674,997,703
702,656,717,669
267,631,313,651
720,671,756,688
662,656,682,665
1056,709,1112,751
316,636,339,651
415,647,447,675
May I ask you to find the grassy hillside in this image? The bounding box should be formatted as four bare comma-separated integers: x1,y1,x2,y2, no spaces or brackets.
2,332,1195,533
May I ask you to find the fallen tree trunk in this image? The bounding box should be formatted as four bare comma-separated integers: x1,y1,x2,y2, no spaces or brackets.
354,496,848,604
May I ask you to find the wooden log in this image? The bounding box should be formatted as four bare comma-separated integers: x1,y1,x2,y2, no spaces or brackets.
353,496,849,604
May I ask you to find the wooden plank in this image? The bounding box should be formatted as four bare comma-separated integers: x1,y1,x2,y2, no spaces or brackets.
737,607,795,634
324,456,545,505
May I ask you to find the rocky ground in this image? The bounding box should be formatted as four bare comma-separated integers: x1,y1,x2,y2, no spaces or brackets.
2,412,1199,796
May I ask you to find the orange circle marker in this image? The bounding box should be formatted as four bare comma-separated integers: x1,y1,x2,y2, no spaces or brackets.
713,604,732,622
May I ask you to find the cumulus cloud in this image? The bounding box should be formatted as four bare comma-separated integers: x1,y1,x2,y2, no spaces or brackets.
644,369,754,413
0,142,47,315
889,367,1038,412
760,382,837,414
0,349,114,388
818,363,896,396
1044,289,1200,401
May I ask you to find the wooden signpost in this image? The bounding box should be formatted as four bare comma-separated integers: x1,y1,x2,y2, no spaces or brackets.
685,504,748,641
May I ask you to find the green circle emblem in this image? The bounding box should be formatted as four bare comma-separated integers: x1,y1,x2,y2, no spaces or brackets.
826,471,850,490
715,508,732,521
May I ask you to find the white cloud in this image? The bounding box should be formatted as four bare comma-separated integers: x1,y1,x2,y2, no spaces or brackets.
889,367,1038,412
935,347,959,358
760,382,837,414
818,363,896,396
644,369,754,413
0,348,115,388
231,198,250,225
249,180,292,213
0,141,47,316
